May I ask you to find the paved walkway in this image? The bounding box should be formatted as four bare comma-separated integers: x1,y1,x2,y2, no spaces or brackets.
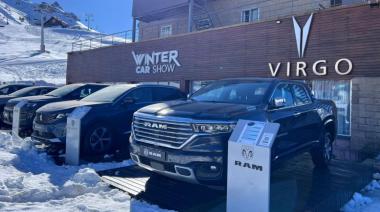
99,153,373,212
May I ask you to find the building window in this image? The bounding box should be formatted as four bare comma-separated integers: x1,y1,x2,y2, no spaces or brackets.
312,80,351,136
241,8,259,23
160,25,172,38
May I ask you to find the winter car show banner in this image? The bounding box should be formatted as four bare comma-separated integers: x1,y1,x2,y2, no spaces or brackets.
66,106,92,165
227,120,279,212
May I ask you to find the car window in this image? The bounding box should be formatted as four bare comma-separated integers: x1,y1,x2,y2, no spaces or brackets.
39,88,53,95
291,84,311,105
70,85,104,99
272,84,294,107
153,88,183,101
27,89,41,96
0,87,9,95
126,87,153,103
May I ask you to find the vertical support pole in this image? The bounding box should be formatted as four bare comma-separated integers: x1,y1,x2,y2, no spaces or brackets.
180,80,191,94
188,0,194,32
40,14,45,52
132,17,137,42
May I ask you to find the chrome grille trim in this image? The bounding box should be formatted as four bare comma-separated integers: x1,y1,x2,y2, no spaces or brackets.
132,112,235,149
133,114,194,148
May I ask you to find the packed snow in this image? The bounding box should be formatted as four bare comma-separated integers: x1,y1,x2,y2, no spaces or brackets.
342,179,380,212
0,131,170,211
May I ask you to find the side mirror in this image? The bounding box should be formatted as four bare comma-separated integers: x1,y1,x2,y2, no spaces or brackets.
272,98,286,109
187,94,191,99
122,97,135,105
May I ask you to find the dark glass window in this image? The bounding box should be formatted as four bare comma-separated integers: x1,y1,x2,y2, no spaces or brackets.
291,84,311,105
127,87,153,103
272,84,294,107
153,88,183,101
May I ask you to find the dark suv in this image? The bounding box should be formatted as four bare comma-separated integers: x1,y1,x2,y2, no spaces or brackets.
1,86,56,125
3,83,107,135
32,84,186,156
130,78,337,186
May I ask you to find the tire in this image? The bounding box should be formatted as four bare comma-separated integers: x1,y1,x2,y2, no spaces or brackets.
311,130,333,168
83,124,115,156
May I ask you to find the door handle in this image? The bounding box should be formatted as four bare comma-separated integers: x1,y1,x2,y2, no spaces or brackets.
293,112,302,117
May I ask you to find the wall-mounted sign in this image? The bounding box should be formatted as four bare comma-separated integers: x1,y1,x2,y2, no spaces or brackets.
268,14,353,77
132,50,181,75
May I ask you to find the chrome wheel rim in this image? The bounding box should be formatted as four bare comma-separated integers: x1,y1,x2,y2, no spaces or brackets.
89,127,112,153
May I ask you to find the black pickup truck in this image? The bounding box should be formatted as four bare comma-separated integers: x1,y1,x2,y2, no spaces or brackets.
129,78,337,186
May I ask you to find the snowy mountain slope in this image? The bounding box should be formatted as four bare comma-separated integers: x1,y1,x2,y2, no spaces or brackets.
0,0,116,85
2,0,86,29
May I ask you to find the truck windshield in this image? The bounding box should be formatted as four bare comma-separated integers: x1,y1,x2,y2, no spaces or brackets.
191,82,270,105
81,84,134,103
46,84,82,98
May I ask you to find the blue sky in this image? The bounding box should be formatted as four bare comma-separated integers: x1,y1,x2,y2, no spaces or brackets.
33,0,133,34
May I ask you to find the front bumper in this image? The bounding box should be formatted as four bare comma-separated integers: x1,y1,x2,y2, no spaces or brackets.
129,134,228,186
31,122,66,145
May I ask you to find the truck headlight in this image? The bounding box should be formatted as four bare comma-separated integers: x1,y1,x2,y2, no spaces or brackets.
192,123,235,134
56,113,67,119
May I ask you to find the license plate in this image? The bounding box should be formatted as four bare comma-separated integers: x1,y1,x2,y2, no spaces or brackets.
34,123,48,133
141,146,166,161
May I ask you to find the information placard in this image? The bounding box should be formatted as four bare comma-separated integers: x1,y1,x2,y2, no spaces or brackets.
12,100,28,140
227,120,280,212
65,106,91,165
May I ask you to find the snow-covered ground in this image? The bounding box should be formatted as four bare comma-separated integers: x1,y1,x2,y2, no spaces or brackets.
0,131,170,211
342,178,380,211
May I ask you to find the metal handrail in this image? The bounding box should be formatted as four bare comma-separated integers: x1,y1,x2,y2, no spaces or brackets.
71,30,133,52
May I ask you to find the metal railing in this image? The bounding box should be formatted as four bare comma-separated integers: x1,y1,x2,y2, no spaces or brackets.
71,30,133,52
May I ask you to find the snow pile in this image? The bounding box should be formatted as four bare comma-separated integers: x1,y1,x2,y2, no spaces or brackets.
342,180,380,212
0,132,169,211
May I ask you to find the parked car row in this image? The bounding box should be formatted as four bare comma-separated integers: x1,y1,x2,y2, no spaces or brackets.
1,79,337,188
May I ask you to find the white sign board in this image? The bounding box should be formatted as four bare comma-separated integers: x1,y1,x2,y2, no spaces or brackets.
12,100,28,140
65,106,91,165
227,120,280,212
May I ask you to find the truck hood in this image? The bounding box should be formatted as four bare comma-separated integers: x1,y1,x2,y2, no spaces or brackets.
37,100,107,113
137,100,261,120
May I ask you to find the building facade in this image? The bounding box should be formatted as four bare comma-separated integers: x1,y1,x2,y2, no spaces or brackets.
67,1,380,159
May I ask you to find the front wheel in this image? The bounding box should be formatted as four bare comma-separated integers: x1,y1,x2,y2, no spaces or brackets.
83,125,115,156
311,131,333,168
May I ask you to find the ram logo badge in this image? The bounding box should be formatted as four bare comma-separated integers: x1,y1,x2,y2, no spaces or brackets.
143,122,168,130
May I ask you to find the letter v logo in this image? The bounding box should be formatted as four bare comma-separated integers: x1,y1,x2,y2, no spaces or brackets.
292,14,314,58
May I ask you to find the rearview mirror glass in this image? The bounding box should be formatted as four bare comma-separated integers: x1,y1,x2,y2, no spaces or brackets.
123,97,135,105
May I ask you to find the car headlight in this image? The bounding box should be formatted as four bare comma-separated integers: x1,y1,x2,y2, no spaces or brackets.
192,123,235,134
56,113,67,119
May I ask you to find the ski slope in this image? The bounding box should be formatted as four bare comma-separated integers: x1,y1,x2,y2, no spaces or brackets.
0,0,109,85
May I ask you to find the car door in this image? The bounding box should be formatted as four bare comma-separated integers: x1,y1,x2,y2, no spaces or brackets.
117,87,154,135
290,84,322,146
267,83,298,159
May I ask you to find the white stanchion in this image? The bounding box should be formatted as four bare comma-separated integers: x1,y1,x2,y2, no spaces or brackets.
227,120,280,212
65,106,91,165
12,100,28,140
